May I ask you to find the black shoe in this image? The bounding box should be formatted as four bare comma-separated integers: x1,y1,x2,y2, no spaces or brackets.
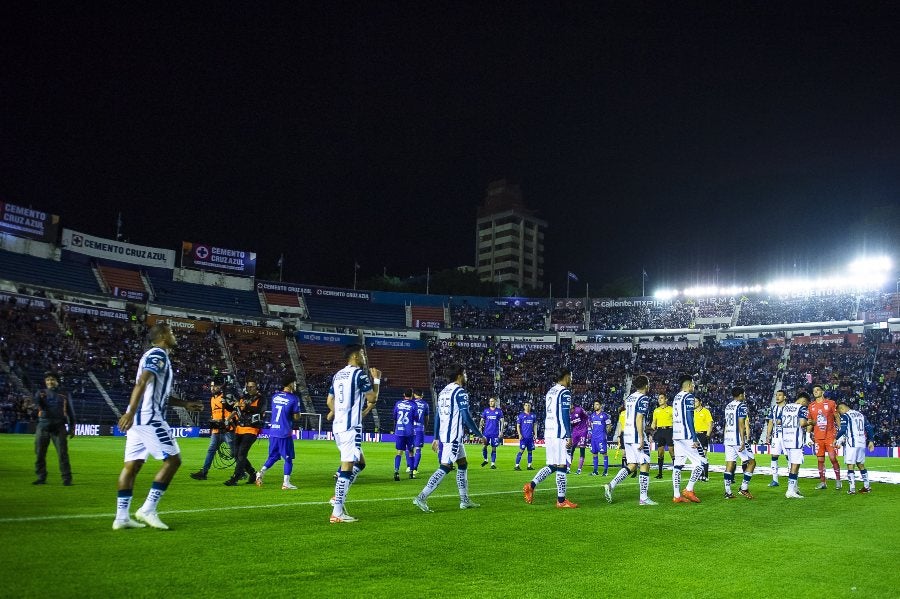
654,474,663,479
245,473,257,485
514,465,521,471
190,471,207,481
527,466,534,470
394,471,400,481
62,480,73,486
32,479,46,485
223,479,238,486
481,460,488,467
490,464,496,470
409,472,415,479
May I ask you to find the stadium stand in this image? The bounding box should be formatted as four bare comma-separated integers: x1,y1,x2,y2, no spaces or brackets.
97,264,147,297
410,305,445,328
221,324,293,398
0,249,100,295
737,293,857,326
304,295,405,328
147,272,263,316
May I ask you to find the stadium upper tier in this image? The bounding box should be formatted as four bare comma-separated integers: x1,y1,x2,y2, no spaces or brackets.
1,248,897,331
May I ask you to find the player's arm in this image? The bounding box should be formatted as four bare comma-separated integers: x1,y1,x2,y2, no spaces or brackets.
431,409,441,452
458,392,485,441
362,368,381,417
516,420,522,439
325,391,335,422
636,412,645,448
119,370,154,431
561,392,572,441
765,416,774,443
834,414,849,446
865,421,875,452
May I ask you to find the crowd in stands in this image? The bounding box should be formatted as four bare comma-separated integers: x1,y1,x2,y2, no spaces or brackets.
590,301,695,330
450,302,547,330
737,293,857,326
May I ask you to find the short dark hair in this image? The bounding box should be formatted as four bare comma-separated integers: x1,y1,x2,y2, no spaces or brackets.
633,374,649,390
44,371,60,381
797,391,810,401
344,344,363,361
403,388,414,398
281,373,297,388
678,374,693,387
556,367,571,383
148,322,171,343
812,383,824,390
732,386,745,398
446,364,465,381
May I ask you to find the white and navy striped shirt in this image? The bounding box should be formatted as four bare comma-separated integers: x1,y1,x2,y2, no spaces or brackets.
329,365,372,434
672,390,698,442
839,409,867,448
624,391,650,445
436,382,472,443
781,403,808,449
135,346,173,425
544,383,572,440
723,400,748,446
767,402,786,439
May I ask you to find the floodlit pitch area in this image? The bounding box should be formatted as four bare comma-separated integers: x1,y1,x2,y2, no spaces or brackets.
3,436,900,598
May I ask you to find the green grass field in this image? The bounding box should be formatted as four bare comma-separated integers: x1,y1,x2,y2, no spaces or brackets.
2,435,900,598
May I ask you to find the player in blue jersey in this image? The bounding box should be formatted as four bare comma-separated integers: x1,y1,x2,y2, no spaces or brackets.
781,392,810,499
514,402,537,470
410,391,430,475
480,397,505,469
723,386,756,499
113,323,202,530
764,389,789,487
670,375,707,504
523,367,578,508
589,401,612,476
393,390,419,480
256,374,301,490
413,365,485,512
326,344,381,523
604,374,656,505
834,401,875,494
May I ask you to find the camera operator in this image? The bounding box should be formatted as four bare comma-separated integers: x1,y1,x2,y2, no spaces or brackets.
190,376,236,481
33,371,76,486
224,377,264,486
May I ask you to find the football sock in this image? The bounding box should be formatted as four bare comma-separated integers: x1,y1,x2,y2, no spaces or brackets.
658,457,664,475
603,455,608,473
847,470,856,490
788,472,798,493
116,490,133,521
639,472,649,500
527,450,533,465
771,458,779,480
556,471,567,502
394,455,401,471
491,449,496,464
740,472,752,491
817,457,826,482
349,463,364,485
283,474,291,485
592,455,599,472
610,467,629,490
419,466,449,500
532,466,552,487
687,463,703,492
724,472,734,494
672,465,683,497
332,472,351,516
284,460,293,476
515,451,523,466
860,468,869,488
482,447,488,460
456,466,470,502
141,481,168,513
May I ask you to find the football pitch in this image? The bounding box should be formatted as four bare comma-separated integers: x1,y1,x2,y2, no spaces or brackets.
2,435,900,598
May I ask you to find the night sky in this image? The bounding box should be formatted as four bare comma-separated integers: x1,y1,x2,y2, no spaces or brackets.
3,4,899,294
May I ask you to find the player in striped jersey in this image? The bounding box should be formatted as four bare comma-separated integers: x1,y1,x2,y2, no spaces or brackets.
764,389,789,487
781,392,810,499
113,323,202,530
834,402,875,494
523,367,578,508
670,374,706,504
326,344,381,523
604,375,656,506
722,386,756,499
413,365,485,512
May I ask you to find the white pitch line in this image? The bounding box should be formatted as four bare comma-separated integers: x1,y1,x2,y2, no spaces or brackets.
2,469,897,525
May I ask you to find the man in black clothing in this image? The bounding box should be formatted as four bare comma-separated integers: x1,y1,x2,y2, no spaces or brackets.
224,379,265,486
34,371,76,485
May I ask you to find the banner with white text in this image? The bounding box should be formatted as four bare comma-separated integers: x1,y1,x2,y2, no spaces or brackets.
182,241,256,276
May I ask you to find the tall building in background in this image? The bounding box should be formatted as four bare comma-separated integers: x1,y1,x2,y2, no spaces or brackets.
475,179,546,291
